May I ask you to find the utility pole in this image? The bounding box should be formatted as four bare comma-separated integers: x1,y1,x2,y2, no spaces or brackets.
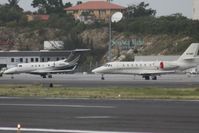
108,0,112,62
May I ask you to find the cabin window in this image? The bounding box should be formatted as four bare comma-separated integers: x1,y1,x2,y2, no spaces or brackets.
18,65,22,67
11,58,14,62
57,58,59,61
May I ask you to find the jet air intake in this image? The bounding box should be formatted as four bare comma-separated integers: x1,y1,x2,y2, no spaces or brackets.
159,61,178,70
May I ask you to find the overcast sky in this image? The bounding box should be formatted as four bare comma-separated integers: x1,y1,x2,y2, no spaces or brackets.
0,0,193,18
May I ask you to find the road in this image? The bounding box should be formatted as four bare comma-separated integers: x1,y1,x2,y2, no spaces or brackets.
0,98,199,133
0,73,199,88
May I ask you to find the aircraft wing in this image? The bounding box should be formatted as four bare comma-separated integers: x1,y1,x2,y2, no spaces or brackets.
29,65,77,75
138,70,176,75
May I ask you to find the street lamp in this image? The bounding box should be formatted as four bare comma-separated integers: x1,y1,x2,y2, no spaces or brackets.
107,0,123,61
108,0,112,62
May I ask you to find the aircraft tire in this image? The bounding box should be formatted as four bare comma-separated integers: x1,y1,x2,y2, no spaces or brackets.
152,76,157,80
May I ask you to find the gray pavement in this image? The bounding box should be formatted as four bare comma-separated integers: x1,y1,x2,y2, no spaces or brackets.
0,98,199,133
0,73,199,88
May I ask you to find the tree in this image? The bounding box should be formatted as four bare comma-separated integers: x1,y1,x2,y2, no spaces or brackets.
31,0,65,14
64,2,72,8
76,1,82,5
8,0,20,7
31,0,47,14
124,2,156,19
0,4,26,26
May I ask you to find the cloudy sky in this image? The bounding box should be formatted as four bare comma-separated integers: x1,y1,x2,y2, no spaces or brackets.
0,0,193,18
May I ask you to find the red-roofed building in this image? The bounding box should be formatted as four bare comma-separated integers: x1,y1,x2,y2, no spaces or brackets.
64,1,126,23
27,15,49,22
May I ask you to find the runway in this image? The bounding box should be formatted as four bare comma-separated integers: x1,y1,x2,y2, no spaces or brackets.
0,73,199,88
0,98,199,133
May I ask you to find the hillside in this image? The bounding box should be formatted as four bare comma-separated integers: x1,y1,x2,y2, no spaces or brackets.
0,27,195,61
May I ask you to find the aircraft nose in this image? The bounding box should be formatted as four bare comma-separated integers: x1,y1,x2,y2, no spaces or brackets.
92,68,97,73
4,67,17,74
92,67,101,74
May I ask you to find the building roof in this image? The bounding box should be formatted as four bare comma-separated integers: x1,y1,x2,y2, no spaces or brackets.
64,1,125,11
34,15,49,21
0,51,71,57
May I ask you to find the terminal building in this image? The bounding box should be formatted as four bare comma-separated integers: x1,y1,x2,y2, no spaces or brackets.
0,51,70,69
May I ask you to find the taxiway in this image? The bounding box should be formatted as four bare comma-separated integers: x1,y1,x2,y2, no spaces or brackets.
0,73,199,88
0,98,199,133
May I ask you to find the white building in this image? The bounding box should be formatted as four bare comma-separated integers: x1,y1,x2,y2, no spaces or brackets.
44,41,64,50
0,51,71,69
193,0,199,20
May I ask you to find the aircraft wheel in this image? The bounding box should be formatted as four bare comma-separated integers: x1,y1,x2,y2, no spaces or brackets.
101,75,105,80
48,75,52,78
144,76,150,80
152,76,157,80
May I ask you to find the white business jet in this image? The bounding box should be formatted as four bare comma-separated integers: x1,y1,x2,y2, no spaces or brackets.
3,49,89,78
92,43,199,80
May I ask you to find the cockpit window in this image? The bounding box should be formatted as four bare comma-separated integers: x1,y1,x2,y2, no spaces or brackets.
104,64,112,67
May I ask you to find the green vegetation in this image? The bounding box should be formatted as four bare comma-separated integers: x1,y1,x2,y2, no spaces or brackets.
0,85,199,100
0,1,199,63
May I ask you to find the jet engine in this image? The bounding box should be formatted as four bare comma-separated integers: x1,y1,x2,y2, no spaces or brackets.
158,61,178,70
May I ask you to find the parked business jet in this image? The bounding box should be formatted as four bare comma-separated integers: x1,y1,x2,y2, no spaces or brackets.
3,49,89,78
92,43,199,80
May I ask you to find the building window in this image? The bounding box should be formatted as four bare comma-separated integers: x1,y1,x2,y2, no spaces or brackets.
47,58,50,61
11,58,14,62
20,58,23,63
35,58,39,62
57,57,59,61
41,58,45,62
26,58,28,63
31,58,34,62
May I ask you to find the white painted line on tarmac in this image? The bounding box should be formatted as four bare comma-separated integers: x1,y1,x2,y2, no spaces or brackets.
76,116,113,119
0,127,149,133
0,103,115,108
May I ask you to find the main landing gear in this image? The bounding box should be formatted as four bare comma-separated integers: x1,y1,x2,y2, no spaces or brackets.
101,74,105,80
143,75,157,80
42,74,53,78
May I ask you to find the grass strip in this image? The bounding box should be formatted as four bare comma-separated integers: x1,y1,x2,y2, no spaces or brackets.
0,85,199,100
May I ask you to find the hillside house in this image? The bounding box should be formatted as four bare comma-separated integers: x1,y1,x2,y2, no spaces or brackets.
64,1,125,23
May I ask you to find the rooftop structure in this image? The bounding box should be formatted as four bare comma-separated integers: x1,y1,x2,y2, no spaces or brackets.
193,0,199,20
64,1,125,23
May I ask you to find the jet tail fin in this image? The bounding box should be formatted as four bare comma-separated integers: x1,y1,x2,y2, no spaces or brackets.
68,55,81,65
178,43,199,61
